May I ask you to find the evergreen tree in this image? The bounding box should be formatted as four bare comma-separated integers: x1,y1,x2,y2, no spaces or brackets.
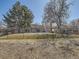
3,1,34,33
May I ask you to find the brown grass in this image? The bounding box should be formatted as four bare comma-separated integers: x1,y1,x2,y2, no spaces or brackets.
0,39,79,59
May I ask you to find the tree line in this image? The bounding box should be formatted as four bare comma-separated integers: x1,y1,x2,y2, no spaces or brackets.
0,0,70,35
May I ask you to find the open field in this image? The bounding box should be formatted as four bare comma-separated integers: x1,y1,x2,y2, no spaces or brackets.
0,39,79,59
0,33,79,59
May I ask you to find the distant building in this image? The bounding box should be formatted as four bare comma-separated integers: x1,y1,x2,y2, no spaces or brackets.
31,24,45,32
43,22,57,32
60,18,79,34
2,19,79,35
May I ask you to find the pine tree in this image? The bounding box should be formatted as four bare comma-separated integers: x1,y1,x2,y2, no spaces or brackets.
3,1,34,34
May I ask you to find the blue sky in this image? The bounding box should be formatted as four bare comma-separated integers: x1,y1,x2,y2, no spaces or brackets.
69,0,79,22
0,0,79,24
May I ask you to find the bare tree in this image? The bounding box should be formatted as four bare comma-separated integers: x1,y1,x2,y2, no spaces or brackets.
43,0,70,34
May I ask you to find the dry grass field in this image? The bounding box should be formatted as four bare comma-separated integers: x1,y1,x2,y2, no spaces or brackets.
0,39,79,59
0,33,79,59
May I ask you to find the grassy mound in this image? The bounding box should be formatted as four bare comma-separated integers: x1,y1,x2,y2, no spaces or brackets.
0,33,79,40
0,33,56,39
